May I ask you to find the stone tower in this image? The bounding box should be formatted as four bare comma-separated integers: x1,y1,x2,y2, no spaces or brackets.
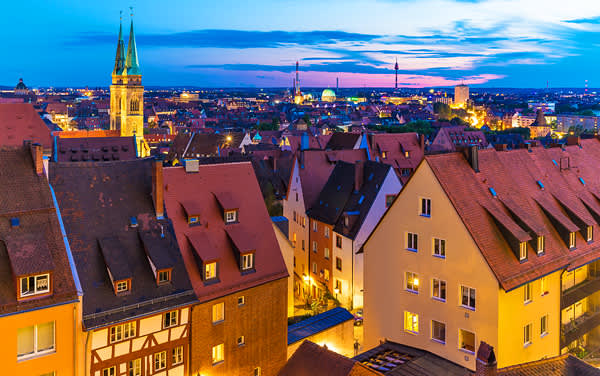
110,12,148,157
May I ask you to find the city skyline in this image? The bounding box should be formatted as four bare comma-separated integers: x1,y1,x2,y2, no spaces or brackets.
5,0,600,88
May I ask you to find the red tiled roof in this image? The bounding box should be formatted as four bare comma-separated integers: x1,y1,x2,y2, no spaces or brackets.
163,162,288,303
498,354,600,375
0,103,52,149
426,139,600,291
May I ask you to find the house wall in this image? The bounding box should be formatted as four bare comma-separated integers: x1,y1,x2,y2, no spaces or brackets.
272,223,295,317
189,278,287,376
283,159,309,300
88,306,191,376
351,169,402,309
332,233,353,309
287,318,355,359
363,160,499,371
309,219,334,298
0,300,79,376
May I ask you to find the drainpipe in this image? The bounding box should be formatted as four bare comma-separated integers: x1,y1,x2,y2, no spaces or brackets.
84,330,91,376
73,303,77,376
560,268,566,350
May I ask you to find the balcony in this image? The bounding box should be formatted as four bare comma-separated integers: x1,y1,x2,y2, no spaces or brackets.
561,307,600,347
562,273,600,309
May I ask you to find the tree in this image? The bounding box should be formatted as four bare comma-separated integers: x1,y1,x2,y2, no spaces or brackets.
433,102,452,120
302,114,312,127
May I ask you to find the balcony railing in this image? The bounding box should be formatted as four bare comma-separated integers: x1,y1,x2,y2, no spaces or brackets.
561,307,600,347
562,274,600,309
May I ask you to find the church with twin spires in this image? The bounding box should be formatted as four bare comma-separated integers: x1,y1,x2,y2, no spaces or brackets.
110,13,149,157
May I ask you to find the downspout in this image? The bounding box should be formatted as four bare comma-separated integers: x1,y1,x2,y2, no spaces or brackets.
559,268,566,350
73,304,77,375
85,330,91,376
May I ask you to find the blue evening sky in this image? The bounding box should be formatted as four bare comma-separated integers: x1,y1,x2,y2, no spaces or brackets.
3,0,600,88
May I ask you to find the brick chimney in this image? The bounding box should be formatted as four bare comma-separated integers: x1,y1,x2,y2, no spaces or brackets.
464,145,479,172
475,341,497,376
566,135,581,146
419,133,425,151
354,161,364,192
152,159,165,219
30,142,43,176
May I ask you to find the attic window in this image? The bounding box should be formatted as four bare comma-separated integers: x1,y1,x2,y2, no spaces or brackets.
225,210,238,224
587,226,594,242
519,242,527,261
537,236,545,254
569,232,576,249
115,280,130,294
188,216,199,225
552,159,558,167
358,195,365,204
382,152,387,159
20,274,50,298
536,180,545,190
241,253,255,271
489,188,497,198
158,269,171,284
580,177,586,185
405,151,410,158
205,262,218,280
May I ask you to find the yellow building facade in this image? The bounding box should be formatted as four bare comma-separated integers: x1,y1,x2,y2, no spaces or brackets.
364,159,562,370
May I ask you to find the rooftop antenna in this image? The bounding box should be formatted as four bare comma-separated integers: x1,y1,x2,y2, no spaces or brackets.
130,5,134,17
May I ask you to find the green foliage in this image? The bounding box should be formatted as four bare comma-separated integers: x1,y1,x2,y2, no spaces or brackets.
485,127,531,139
433,102,452,119
374,120,435,136
302,114,312,127
261,181,282,216
578,109,595,117
450,116,469,126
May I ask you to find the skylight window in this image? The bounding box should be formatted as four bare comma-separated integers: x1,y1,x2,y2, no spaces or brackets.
579,177,586,185
358,195,365,204
536,180,544,190
552,159,558,167
489,187,497,198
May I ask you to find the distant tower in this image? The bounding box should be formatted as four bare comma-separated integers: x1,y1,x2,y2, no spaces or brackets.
110,9,148,157
336,77,339,92
454,84,469,107
394,58,399,90
293,61,303,104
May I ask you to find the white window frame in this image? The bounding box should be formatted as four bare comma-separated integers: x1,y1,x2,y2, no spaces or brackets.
569,232,576,249
154,351,167,371
212,343,225,364
163,310,178,329
420,198,431,217
324,227,330,238
540,315,548,337
459,328,476,354
20,273,50,298
313,221,318,232
17,321,55,360
225,210,238,223
205,262,217,280
129,358,141,376
519,242,527,261
431,320,446,344
110,321,136,343
460,285,476,310
404,311,419,334
103,367,116,376
433,238,445,258
524,323,533,347
537,235,545,254
432,278,446,302
172,346,184,365
238,296,245,306
312,241,317,253
324,247,330,260
541,277,549,296
241,253,254,271
116,280,129,293
158,270,170,283
407,232,418,251
588,226,594,242
405,272,419,293
524,283,532,304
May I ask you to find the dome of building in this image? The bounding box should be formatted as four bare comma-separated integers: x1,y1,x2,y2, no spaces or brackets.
321,88,336,102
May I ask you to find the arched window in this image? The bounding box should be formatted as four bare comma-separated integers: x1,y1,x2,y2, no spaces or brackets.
130,98,139,112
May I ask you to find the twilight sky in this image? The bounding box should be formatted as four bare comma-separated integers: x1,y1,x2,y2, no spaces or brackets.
4,0,600,88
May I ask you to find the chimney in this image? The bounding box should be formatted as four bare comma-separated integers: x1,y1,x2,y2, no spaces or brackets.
475,342,497,376
494,144,508,152
566,135,581,146
30,143,43,176
464,145,479,172
272,156,277,172
419,133,425,151
152,159,165,219
300,132,309,151
355,161,364,192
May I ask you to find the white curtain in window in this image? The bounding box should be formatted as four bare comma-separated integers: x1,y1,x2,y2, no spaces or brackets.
17,326,35,356
37,321,55,351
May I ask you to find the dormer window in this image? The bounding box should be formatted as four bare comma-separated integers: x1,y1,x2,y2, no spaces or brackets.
20,274,50,298
225,210,238,223
569,232,576,249
382,151,387,159
241,253,255,271
519,242,527,261
115,280,130,294
405,151,410,158
587,226,594,242
537,236,545,254
188,216,199,225
205,262,218,280
158,269,171,284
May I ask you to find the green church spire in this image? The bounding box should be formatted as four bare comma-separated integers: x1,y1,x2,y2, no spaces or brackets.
124,8,141,76
112,11,125,75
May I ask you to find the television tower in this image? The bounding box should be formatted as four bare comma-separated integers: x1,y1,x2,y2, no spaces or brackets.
295,61,300,96
394,58,399,90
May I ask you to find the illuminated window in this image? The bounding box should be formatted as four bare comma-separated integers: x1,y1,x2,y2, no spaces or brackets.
128,359,141,376
540,315,548,336
205,262,217,280
241,253,254,271
524,323,532,346
431,320,446,343
324,248,330,259
433,238,445,258
519,242,527,261
588,226,594,242
313,221,318,232
17,321,55,360
212,343,224,364
312,241,317,253
541,277,549,296
569,232,576,249
461,286,476,309
420,198,431,217
459,329,475,353
432,278,446,301
254,367,262,376
212,302,225,324
163,311,178,329
404,311,419,333
312,262,317,274
336,257,342,271
20,274,50,298
102,367,116,376
324,227,330,238
237,335,245,346
524,283,532,303
382,151,387,159
537,236,545,254
238,296,245,306
116,280,129,293
407,232,418,251
405,272,419,293
324,269,330,281
172,346,183,365
154,351,167,371
158,270,171,284
225,210,238,223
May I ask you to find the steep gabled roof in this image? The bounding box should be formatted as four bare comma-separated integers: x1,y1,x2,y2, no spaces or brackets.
0,104,53,150
498,354,600,376
426,139,600,290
